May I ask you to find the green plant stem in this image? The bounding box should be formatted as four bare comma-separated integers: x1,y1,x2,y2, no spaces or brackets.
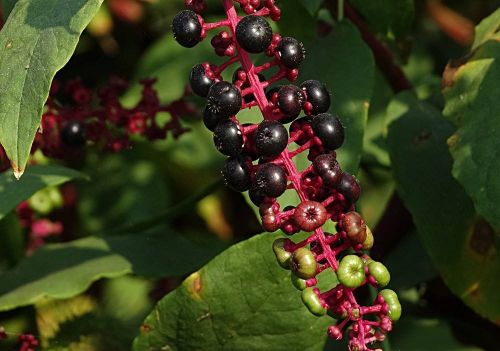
105,179,223,236
337,0,344,22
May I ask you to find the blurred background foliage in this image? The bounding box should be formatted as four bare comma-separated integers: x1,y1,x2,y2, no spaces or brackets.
1,0,500,350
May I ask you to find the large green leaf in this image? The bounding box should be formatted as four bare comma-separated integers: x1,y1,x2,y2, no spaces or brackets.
301,21,375,174
443,39,500,231
471,8,500,51
349,0,414,38
0,231,224,312
0,164,86,220
386,92,500,321
0,0,103,177
133,233,334,351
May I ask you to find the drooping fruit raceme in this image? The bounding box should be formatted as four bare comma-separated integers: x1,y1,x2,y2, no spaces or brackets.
172,1,399,349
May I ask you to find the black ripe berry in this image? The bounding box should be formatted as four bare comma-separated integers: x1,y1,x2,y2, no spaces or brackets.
61,120,86,147
313,154,342,186
222,156,252,192
276,37,305,69
312,113,344,150
337,172,361,204
255,163,287,198
172,10,202,48
235,15,273,54
207,81,242,118
277,85,304,120
213,120,244,156
301,80,330,115
255,120,288,157
202,107,223,132
249,187,266,206
190,64,215,97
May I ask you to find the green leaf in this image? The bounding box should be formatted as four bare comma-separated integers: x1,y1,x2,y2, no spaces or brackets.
386,92,500,321
0,164,86,221
390,317,482,351
1,0,18,18
383,231,437,289
301,21,375,174
471,8,500,51
0,0,103,177
133,233,333,351
443,40,500,231
278,0,316,41
349,0,414,38
0,231,224,312
299,0,322,16
127,35,216,104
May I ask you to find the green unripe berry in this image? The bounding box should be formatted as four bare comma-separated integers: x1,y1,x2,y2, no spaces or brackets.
290,247,317,279
337,255,365,288
272,238,292,268
301,288,326,316
362,226,374,250
379,289,402,322
368,261,390,287
291,274,307,290
28,189,54,215
47,187,64,209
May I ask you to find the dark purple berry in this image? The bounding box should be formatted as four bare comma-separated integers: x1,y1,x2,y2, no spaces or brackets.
207,81,242,118
61,120,86,147
213,120,243,156
277,85,304,120
172,10,202,48
222,156,252,192
312,113,344,150
255,120,288,157
235,15,273,54
254,163,287,198
313,154,342,186
301,80,330,114
293,201,328,231
340,212,367,244
203,107,223,132
276,37,305,69
337,172,361,204
190,64,215,97
249,187,266,206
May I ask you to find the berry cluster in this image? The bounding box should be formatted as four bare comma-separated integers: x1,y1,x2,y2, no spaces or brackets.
15,185,78,254
172,1,400,350
0,328,39,351
0,77,196,172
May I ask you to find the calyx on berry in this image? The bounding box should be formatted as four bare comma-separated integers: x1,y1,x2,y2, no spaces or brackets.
272,238,293,268
368,261,390,287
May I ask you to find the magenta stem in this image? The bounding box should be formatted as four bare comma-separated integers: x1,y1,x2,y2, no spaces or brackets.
203,19,231,31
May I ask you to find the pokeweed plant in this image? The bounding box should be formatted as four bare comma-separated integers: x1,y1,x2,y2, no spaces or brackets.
171,0,400,349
